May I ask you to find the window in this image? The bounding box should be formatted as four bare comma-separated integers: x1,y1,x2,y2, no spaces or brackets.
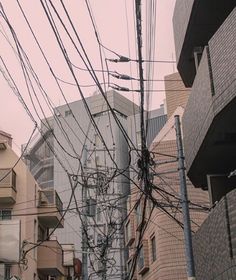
136,131,141,147
12,171,16,190
95,134,100,147
65,109,72,117
5,265,11,280
96,207,102,223
95,156,100,166
125,216,135,246
86,198,96,217
125,221,131,244
97,234,103,246
135,203,142,228
0,264,11,279
38,225,47,241
151,236,157,262
138,245,144,271
0,209,12,220
137,240,149,275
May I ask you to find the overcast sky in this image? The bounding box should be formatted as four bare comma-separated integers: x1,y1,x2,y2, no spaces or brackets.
0,0,176,152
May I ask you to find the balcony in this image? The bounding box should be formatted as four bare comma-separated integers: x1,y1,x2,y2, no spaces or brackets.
38,189,64,228
0,169,16,204
37,240,65,276
30,157,54,179
182,8,236,188
173,0,236,86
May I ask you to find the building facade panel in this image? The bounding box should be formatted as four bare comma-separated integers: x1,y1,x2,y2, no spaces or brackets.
193,188,236,280
164,72,190,119
181,8,236,187
127,138,209,280
182,48,214,176
210,8,236,115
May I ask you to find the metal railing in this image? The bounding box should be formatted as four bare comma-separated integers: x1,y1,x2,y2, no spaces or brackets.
0,169,16,191
38,189,63,215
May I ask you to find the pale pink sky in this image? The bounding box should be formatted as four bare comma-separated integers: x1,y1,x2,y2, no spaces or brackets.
0,0,176,152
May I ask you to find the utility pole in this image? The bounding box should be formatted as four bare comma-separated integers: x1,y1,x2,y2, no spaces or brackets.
174,115,196,280
82,145,88,280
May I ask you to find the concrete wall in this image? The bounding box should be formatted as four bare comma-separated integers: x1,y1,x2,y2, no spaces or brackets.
0,143,38,279
53,91,138,279
193,188,236,280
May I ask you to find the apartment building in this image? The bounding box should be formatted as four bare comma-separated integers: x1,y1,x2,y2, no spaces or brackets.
23,90,140,280
0,133,76,280
125,107,209,280
173,1,236,279
125,73,209,279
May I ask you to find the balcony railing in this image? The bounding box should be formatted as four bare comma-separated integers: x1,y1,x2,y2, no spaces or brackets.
38,189,64,228
30,157,54,179
38,189,62,213
37,240,65,276
0,168,16,204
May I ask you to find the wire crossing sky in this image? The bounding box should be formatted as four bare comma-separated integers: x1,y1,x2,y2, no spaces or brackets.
0,0,176,151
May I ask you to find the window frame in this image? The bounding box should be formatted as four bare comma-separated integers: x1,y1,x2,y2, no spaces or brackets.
0,209,12,220
151,235,157,262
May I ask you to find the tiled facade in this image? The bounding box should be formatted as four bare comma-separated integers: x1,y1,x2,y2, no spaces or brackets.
181,7,236,187
126,120,209,280
193,188,236,280
173,1,236,279
164,72,190,119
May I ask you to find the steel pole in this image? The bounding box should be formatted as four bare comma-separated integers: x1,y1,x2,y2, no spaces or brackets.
174,115,196,280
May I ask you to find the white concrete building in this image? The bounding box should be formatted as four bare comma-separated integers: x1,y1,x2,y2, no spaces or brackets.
24,90,141,279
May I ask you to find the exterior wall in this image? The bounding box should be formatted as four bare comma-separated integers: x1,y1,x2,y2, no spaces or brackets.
182,48,214,173
182,8,236,183
209,8,236,115
126,109,209,280
193,188,236,280
172,0,194,64
0,143,38,279
0,142,69,280
173,0,235,86
0,130,12,147
24,91,140,279
164,72,190,119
